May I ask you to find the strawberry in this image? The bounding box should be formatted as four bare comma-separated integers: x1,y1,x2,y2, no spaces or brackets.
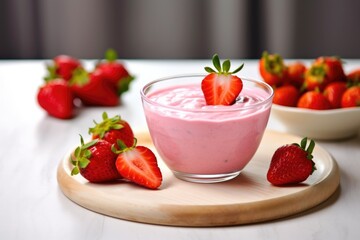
201,54,244,105
259,51,286,87
70,68,119,106
285,62,306,88
96,49,134,96
341,86,360,108
304,56,346,91
273,85,300,107
70,135,121,183
347,68,360,84
323,81,348,109
37,79,74,119
113,139,162,189
89,112,135,148
297,91,331,110
267,137,316,186
45,55,82,81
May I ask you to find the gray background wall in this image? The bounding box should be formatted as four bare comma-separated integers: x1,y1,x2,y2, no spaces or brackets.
1,0,359,59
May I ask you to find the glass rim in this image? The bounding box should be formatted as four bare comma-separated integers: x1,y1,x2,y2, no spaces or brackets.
140,74,274,113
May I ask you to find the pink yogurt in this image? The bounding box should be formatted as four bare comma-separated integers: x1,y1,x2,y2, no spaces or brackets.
141,75,273,179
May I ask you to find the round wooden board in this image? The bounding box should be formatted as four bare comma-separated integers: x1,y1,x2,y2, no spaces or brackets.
57,130,340,227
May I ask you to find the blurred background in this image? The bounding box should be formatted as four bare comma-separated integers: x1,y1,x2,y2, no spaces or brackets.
1,0,360,60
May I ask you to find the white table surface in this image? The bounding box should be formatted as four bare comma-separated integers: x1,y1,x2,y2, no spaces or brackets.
0,59,359,240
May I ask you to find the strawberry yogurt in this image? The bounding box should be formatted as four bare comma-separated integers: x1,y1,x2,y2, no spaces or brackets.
141,75,273,183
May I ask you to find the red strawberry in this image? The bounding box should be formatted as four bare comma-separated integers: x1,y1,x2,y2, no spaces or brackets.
285,62,306,88
273,85,300,107
96,49,134,96
45,55,81,81
37,79,74,119
89,112,135,148
70,68,119,106
323,81,348,109
259,51,286,87
70,135,121,183
347,68,360,83
267,137,316,186
341,86,360,108
201,54,244,105
113,139,162,189
297,91,331,110
304,56,346,91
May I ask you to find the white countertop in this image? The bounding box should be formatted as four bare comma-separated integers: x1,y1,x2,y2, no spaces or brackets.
0,59,359,240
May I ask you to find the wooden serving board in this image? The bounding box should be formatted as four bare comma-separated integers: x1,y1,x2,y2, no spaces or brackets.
57,130,340,227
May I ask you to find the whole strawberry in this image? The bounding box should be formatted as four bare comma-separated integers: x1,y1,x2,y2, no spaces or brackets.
89,112,135,148
347,68,360,83
323,81,348,109
70,68,119,106
273,85,300,107
96,49,134,96
45,55,82,81
37,79,74,119
341,86,360,108
201,54,244,105
259,51,286,87
285,62,306,88
71,135,121,183
297,91,331,110
304,56,346,91
113,139,162,189
267,137,316,186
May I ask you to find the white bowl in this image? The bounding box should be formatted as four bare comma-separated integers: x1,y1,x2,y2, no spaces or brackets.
271,104,360,140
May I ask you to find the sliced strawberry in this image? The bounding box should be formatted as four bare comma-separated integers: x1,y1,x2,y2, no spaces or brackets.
201,54,244,105
37,79,74,119
113,139,162,189
89,112,134,148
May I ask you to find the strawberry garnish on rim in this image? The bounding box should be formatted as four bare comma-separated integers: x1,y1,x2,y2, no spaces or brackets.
201,54,244,105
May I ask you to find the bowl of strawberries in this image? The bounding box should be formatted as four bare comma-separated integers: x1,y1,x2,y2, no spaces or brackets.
260,52,360,140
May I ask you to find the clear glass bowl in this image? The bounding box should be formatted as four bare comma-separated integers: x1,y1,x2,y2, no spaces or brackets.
141,74,273,183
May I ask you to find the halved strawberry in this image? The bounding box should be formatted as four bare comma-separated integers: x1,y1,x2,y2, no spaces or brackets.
113,139,162,189
201,54,244,105
89,112,134,148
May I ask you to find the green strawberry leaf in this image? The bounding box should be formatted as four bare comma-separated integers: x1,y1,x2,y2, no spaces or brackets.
105,48,118,62
212,54,222,72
